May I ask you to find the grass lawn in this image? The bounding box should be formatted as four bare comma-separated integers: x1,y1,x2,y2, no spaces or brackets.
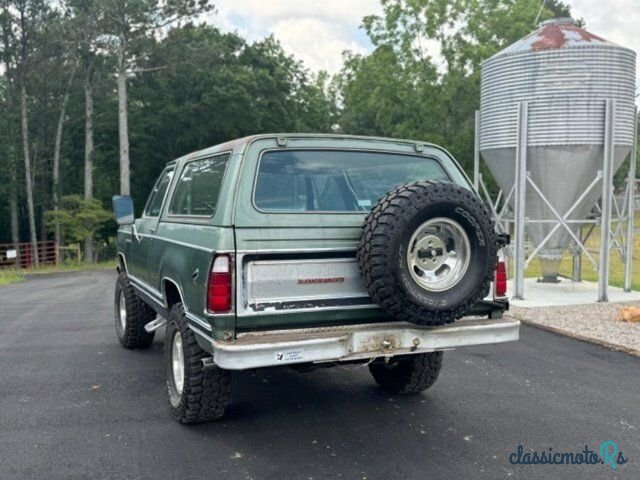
519,219,640,291
0,269,26,286
0,260,116,286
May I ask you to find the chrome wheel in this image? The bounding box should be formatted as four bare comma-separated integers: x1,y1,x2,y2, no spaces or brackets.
118,291,127,331
171,331,185,395
407,217,470,292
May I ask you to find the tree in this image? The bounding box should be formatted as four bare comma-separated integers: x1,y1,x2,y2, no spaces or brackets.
338,45,441,141
11,0,53,266
545,0,575,20
0,12,337,251
128,25,336,207
339,0,577,175
44,8,79,249
101,0,213,196
51,60,76,248
66,0,105,262
44,194,112,254
0,3,20,248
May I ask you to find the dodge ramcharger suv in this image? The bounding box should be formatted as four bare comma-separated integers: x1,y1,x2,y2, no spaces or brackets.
112,134,518,423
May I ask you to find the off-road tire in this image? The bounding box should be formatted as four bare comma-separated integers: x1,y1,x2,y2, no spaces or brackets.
357,181,497,326
114,272,156,349
165,304,231,423
369,352,444,394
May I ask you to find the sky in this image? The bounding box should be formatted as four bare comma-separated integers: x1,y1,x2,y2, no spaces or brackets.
213,0,382,74
213,0,640,80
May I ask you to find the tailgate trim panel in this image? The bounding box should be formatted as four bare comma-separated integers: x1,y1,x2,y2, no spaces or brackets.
237,252,375,317
245,257,368,305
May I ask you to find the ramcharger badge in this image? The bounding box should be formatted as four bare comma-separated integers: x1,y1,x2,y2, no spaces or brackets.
297,277,345,285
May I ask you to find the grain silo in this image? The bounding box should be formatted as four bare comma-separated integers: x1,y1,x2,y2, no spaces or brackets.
479,18,637,293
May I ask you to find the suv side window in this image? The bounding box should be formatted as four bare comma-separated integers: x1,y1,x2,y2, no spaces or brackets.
169,153,230,217
144,167,175,217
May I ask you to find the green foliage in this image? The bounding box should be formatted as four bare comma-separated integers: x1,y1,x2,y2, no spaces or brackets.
2,0,588,248
0,269,24,286
128,25,336,210
0,13,335,243
44,195,112,244
339,0,577,178
0,260,118,286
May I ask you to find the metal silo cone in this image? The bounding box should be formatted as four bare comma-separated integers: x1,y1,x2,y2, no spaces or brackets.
480,19,636,282
483,145,631,281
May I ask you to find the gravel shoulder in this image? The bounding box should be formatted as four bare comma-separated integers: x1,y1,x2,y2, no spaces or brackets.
510,302,640,357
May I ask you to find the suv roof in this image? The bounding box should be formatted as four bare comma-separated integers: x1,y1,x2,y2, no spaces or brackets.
169,133,454,165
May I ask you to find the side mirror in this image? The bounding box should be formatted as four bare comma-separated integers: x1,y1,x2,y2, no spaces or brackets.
112,195,135,225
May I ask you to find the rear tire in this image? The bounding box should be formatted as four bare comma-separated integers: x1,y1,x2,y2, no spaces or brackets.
369,352,444,394
114,272,156,349
165,304,231,423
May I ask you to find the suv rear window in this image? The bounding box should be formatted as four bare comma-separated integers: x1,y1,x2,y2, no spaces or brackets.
254,150,451,212
169,154,230,216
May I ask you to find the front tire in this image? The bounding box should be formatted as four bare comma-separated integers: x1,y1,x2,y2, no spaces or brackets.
369,352,444,394
114,272,156,349
165,304,231,423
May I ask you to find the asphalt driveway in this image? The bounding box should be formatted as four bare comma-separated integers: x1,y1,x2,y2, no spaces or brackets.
0,270,638,480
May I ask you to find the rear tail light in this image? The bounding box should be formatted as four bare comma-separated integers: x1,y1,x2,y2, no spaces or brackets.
494,259,507,299
207,254,233,313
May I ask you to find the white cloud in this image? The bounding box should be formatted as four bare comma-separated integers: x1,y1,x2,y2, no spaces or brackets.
211,0,639,92
569,0,640,52
568,0,639,95
271,18,368,73
213,0,382,74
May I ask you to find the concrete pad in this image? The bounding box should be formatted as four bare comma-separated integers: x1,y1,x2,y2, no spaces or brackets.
507,277,640,307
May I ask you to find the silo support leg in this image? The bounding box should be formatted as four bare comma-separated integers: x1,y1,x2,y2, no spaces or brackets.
514,102,528,300
624,108,637,292
572,226,582,282
598,99,616,302
474,110,480,192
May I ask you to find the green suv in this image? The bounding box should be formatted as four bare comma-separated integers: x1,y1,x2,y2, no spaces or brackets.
112,134,518,423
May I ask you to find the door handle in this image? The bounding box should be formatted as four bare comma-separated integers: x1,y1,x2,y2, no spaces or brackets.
149,227,156,235
132,224,141,243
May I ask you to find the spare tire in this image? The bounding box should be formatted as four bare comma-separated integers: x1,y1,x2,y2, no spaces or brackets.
357,181,497,326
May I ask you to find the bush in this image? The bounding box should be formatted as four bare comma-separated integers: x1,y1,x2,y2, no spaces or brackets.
44,195,113,245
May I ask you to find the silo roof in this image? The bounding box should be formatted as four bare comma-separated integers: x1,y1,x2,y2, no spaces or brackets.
493,18,622,58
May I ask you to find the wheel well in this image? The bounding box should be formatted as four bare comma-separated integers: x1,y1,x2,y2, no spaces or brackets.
163,279,183,308
117,254,127,273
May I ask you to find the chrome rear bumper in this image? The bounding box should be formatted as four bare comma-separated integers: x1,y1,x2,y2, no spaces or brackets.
211,317,520,370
